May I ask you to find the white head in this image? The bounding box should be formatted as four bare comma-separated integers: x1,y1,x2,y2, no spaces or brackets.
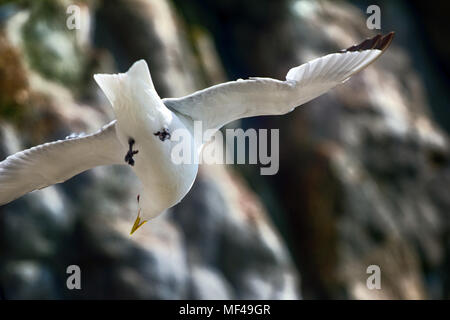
93,59,156,107
94,59,176,153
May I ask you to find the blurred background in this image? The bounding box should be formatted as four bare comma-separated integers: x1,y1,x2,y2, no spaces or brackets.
0,0,449,299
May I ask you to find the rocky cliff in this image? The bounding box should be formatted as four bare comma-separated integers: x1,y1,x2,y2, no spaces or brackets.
0,0,298,299
0,0,449,300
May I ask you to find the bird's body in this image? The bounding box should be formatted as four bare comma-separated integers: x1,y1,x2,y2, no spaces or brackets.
0,33,394,234
94,62,199,219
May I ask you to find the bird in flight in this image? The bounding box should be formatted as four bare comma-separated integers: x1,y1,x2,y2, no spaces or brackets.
0,33,394,234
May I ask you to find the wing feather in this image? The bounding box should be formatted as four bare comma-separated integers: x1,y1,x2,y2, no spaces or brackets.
0,120,124,205
164,33,394,131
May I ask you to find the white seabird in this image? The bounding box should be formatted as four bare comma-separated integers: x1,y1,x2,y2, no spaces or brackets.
0,33,394,234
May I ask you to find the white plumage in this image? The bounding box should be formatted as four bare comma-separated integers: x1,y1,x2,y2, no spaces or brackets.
0,121,123,205
0,33,394,234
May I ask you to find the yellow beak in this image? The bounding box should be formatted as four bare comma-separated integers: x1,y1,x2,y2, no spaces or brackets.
130,210,148,235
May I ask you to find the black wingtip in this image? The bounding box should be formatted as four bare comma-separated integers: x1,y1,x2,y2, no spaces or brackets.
342,32,395,53
378,31,395,51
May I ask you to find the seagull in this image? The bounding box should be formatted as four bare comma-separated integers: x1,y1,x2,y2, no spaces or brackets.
0,33,394,234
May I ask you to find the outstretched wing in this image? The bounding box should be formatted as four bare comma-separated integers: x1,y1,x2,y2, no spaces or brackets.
0,120,125,205
164,33,394,131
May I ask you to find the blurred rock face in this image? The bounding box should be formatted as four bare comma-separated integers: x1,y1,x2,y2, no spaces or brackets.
1,0,449,300
0,0,298,299
276,3,449,300
171,0,450,299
